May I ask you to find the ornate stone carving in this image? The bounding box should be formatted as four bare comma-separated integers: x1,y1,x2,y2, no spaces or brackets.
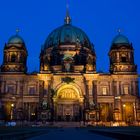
61,77,75,84
58,88,78,99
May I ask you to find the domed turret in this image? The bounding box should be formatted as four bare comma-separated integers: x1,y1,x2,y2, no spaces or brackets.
40,10,96,73
112,34,129,44
1,31,28,73
8,34,25,44
109,32,137,74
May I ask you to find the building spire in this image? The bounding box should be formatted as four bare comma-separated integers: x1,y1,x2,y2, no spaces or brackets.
16,28,20,35
117,28,122,35
64,1,71,24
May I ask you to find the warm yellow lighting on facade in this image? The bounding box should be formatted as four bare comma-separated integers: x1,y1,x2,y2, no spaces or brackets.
31,113,35,116
123,104,126,107
11,103,14,107
115,96,121,99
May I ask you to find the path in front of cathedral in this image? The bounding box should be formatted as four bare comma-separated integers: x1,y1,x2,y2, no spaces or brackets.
28,128,115,140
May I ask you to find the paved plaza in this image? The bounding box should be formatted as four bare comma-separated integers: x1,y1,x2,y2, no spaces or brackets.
1,126,140,140
28,128,115,140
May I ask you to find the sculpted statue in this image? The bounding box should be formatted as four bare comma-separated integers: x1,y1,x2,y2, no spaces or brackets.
42,100,48,110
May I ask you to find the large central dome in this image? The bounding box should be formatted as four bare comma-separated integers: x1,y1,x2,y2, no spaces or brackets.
40,10,96,74
44,15,92,50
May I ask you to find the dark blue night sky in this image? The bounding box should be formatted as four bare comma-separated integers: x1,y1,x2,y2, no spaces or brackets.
0,0,140,73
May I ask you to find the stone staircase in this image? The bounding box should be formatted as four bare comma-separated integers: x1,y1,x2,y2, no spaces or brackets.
52,121,83,127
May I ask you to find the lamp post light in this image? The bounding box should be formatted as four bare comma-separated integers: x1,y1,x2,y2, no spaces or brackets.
133,102,137,122
123,104,126,122
11,103,14,120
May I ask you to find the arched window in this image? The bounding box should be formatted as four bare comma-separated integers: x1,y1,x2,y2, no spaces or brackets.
121,54,127,62
123,85,129,95
102,87,107,95
11,54,17,62
28,86,36,95
7,85,15,94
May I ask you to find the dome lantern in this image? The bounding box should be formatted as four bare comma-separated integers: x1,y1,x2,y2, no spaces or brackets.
64,3,71,24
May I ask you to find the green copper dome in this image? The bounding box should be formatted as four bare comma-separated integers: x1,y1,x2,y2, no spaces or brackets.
44,24,92,49
112,34,129,44
8,35,24,44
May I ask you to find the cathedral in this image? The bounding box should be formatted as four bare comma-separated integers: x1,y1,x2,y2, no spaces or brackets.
0,10,140,126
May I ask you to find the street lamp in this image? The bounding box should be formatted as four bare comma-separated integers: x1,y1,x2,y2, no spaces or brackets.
123,104,126,122
11,103,14,120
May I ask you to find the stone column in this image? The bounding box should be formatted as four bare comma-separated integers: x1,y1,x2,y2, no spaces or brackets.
116,81,120,96
53,102,57,121
128,81,134,95
87,80,94,109
109,103,113,121
39,80,44,106
16,81,20,95
116,52,120,63
119,81,122,95
47,80,52,108
83,79,89,108
93,80,97,106
24,80,28,95
4,81,6,93
98,103,101,121
114,97,122,121
17,53,20,62
36,81,39,95
133,81,136,95
133,102,137,121
109,81,113,96
136,81,139,96
79,103,84,121
88,81,93,96
0,81,5,93
28,103,31,121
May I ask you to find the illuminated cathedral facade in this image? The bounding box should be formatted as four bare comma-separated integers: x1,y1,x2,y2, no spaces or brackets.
0,11,140,126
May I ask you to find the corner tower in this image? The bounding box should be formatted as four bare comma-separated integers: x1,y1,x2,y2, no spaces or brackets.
109,33,137,74
1,32,28,73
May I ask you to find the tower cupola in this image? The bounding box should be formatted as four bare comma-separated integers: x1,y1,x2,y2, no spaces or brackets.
1,31,28,73
109,32,137,74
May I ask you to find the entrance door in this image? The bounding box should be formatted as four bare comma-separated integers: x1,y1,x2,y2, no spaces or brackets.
65,113,71,121
53,84,84,121
56,103,80,121
63,104,73,121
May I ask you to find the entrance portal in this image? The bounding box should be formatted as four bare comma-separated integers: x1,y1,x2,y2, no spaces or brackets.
56,103,80,121
65,113,71,121
53,84,84,121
